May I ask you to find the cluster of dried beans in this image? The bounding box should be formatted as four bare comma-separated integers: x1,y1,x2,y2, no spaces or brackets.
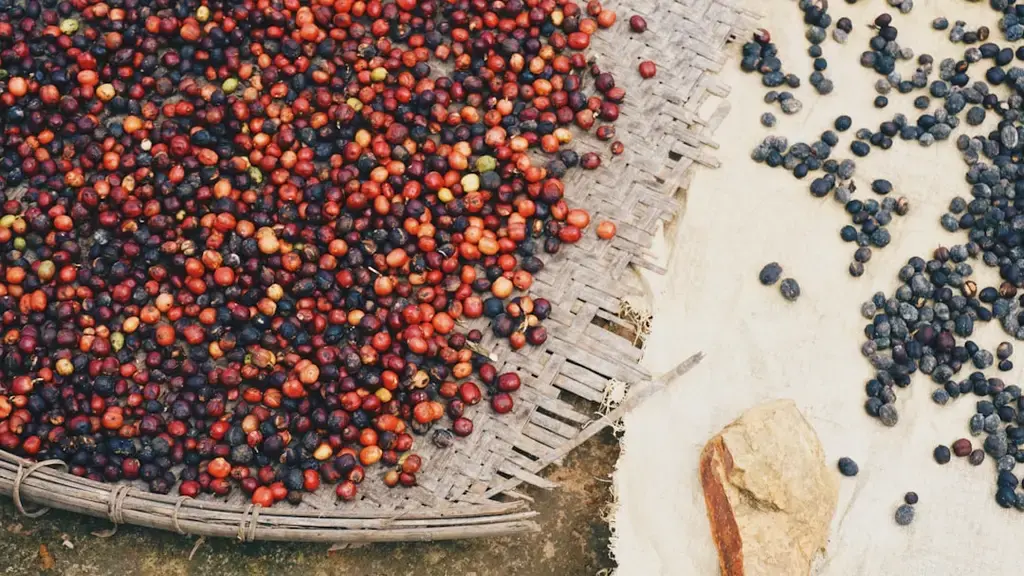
0,0,625,506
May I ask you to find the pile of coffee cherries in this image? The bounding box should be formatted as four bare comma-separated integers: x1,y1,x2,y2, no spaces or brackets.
0,0,630,506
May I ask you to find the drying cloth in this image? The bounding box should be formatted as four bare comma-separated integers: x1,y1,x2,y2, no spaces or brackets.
612,1,1024,574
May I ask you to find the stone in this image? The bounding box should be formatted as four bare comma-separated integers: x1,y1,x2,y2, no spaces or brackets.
700,400,839,576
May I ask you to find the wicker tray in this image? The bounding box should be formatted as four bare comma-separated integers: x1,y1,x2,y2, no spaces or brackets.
0,0,756,543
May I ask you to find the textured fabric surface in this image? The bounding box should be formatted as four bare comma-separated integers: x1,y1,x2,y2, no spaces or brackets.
613,0,1023,573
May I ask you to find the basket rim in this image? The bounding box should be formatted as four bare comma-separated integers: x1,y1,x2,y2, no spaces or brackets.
0,350,703,542
0,450,540,542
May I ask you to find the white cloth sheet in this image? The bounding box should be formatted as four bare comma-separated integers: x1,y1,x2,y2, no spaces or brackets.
612,1,1024,574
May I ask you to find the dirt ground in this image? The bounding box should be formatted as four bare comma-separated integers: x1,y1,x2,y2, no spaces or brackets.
0,431,617,576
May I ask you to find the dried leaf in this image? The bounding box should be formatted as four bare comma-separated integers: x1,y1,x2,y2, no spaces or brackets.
465,341,497,361
409,370,429,389
327,543,350,554
327,542,367,554
38,544,55,571
91,526,118,538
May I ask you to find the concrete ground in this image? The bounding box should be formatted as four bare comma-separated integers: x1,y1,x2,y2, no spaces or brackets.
0,431,617,576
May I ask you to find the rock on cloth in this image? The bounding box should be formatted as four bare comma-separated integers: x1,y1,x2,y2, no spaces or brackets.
700,400,837,576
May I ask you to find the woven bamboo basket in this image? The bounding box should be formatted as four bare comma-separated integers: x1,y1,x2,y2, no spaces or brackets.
0,0,757,543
